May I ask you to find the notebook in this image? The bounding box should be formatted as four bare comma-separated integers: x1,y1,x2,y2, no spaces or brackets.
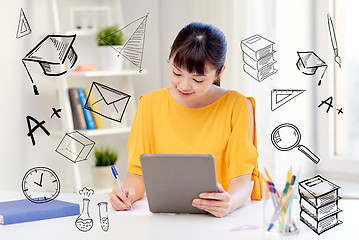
0,199,80,225
140,154,218,214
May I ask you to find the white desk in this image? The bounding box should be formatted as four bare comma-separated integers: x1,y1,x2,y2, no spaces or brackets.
0,192,356,240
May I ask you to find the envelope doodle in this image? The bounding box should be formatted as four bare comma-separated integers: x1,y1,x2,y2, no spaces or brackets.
84,82,131,123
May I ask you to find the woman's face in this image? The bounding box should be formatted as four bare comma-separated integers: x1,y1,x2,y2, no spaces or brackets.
168,57,218,104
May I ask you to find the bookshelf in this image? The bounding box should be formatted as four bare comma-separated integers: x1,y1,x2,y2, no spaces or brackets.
50,0,143,193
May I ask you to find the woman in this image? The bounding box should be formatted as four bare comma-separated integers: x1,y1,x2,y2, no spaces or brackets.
109,22,263,217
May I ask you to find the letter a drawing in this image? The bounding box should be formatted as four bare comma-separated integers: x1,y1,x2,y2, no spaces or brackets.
26,115,50,146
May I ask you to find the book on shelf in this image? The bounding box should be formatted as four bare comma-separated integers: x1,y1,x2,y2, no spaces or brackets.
68,88,87,130
0,199,80,225
84,87,104,129
78,88,96,130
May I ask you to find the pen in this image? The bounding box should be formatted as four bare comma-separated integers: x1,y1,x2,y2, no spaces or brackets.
267,187,293,231
264,168,280,198
111,166,132,210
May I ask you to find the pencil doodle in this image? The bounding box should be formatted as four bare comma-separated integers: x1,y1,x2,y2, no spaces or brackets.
79,186,95,198
55,131,95,163
327,14,341,68
26,115,51,146
16,8,32,39
50,108,62,118
271,123,320,164
98,202,109,232
98,13,149,72
296,51,327,86
271,89,306,111
75,198,93,232
22,167,60,204
298,175,342,235
22,34,78,95
84,81,131,123
240,34,277,82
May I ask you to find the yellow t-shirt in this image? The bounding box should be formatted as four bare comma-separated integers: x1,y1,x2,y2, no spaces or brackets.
127,88,263,200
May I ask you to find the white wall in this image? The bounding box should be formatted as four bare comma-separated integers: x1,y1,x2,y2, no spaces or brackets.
0,0,161,191
0,0,325,191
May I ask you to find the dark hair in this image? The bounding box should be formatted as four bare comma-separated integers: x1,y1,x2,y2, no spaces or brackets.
169,22,227,86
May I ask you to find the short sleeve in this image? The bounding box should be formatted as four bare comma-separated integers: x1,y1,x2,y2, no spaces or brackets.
225,96,264,200
127,96,151,175
225,96,258,180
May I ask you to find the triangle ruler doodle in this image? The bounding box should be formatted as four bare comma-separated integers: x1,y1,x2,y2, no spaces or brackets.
271,89,306,111
98,13,149,72
16,8,32,39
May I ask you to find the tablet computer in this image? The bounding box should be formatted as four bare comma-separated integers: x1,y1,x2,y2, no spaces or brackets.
140,154,218,214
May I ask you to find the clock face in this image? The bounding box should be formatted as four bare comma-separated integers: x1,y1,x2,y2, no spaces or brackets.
22,167,60,204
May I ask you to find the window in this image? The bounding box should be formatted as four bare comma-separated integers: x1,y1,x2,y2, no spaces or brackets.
317,0,359,177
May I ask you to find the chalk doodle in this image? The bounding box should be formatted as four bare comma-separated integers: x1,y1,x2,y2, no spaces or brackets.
317,96,343,115
240,34,277,82
22,34,78,95
79,186,95,198
22,167,60,204
50,108,62,118
98,202,109,232
16,8,32,39
26,115,51,146
84,81,131,123
298,175,342,235
98,13,149,72
55,131,95,163
327,14,341,68
75,198,93,232
271,123,320,164
271,89,306,111
296,51,327,86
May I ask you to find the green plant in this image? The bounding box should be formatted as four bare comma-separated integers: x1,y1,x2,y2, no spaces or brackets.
96,25,124,46
94,146,118,166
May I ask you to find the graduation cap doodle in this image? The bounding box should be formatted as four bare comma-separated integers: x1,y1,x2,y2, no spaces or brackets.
22,35,78,95
296,51,327,86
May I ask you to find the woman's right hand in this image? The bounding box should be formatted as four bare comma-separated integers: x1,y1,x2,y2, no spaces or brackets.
109,187,136,211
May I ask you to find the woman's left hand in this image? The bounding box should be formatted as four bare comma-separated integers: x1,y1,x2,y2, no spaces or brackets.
192,183,233,218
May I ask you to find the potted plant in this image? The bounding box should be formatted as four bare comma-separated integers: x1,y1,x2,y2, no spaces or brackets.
91,146,119,190
96,25,124,71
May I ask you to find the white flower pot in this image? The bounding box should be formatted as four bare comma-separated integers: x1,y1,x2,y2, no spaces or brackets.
91,166,115,190
97,45,124,71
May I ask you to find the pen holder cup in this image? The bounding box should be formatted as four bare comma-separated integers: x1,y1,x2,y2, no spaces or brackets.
263,183,299,237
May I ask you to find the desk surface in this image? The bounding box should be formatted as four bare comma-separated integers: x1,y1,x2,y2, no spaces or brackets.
0,192,356,240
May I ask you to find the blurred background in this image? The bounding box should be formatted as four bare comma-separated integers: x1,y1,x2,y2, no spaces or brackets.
0,0,358,198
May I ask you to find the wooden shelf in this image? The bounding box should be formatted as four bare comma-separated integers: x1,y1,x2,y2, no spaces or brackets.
68,69,147,78
54,127,131,137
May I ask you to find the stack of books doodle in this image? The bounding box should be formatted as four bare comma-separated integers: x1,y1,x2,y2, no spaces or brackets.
298,175,342,235
240,34,277,82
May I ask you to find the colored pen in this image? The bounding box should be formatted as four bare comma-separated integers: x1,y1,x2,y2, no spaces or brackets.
264,168,280,198
267,188,293,231
111,166,132,210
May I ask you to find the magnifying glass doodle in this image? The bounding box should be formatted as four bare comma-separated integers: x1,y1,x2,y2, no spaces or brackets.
271,123,320,164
